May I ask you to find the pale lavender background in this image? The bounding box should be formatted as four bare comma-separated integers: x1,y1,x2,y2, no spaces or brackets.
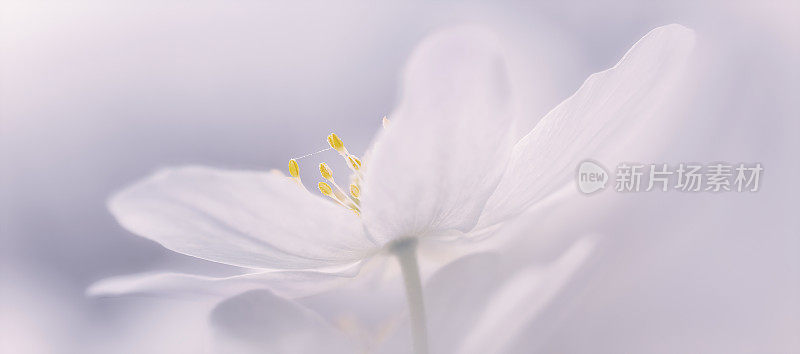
1,0,797,353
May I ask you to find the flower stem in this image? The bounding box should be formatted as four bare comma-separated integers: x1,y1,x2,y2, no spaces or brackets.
393,238,429,354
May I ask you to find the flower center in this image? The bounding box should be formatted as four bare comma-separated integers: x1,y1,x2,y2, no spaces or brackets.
288,132,366,216
286,117,389,216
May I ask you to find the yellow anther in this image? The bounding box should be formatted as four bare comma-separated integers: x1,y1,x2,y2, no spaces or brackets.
351,208,360,216
290,132,365,207
288,159,300,178
382,116,390,128
318,182,333,196
327,133,345,153
319,162,334,180
347,156,362,171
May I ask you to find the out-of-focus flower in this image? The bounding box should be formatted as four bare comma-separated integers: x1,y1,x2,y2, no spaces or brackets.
209,238,595,354
88,24,693,299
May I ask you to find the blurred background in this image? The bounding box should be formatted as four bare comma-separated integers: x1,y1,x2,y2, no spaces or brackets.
1,0,797,353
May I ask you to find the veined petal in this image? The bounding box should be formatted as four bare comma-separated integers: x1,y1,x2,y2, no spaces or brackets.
109,166,377,270
211,290,357,354
361,26,515,242
476,24,695,230
87,262,361,299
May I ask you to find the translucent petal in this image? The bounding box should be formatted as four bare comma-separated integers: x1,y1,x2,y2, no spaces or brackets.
476,24,695,230
87,261,361,300
361,27,515,242
109,166,377,269
211,290,356,353
459,238,595,353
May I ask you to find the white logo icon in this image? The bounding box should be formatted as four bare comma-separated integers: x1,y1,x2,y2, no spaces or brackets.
577,160,608,194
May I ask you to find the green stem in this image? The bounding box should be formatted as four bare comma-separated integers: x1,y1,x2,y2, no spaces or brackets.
393,238,429,354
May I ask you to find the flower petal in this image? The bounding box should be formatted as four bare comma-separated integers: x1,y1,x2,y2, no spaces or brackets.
109,166,377,270
476,24,695,230
210,290,356,353
87,262,361,299
458,238,595,354
374,253,504,354
423,253,505,354
380,238,594,353
361,26,515,242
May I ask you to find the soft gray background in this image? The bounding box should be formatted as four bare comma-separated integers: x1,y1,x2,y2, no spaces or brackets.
1,0,797,353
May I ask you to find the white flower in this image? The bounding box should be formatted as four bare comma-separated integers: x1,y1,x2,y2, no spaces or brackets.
209,238,596,354
89,24,694,300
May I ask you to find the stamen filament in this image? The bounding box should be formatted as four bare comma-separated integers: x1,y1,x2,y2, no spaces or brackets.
331,180,360,210
319,181,360,213
318,182,348,207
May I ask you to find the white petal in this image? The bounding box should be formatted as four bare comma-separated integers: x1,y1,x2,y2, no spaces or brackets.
211,290,356,354
109,166,378,269
423,253,505,354
381,239,592,354
476,24,695,230
459,238,595,354
361,26,515,242
374,253,504,354
87,262,361,299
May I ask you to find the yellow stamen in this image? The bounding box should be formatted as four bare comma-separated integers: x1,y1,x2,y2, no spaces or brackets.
320,181,359,212
318,182,333,196
319,162,334,181
347,156,362,171
327,133,345,153
288,129,370,216
288,159,300,178
333,188,349,202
